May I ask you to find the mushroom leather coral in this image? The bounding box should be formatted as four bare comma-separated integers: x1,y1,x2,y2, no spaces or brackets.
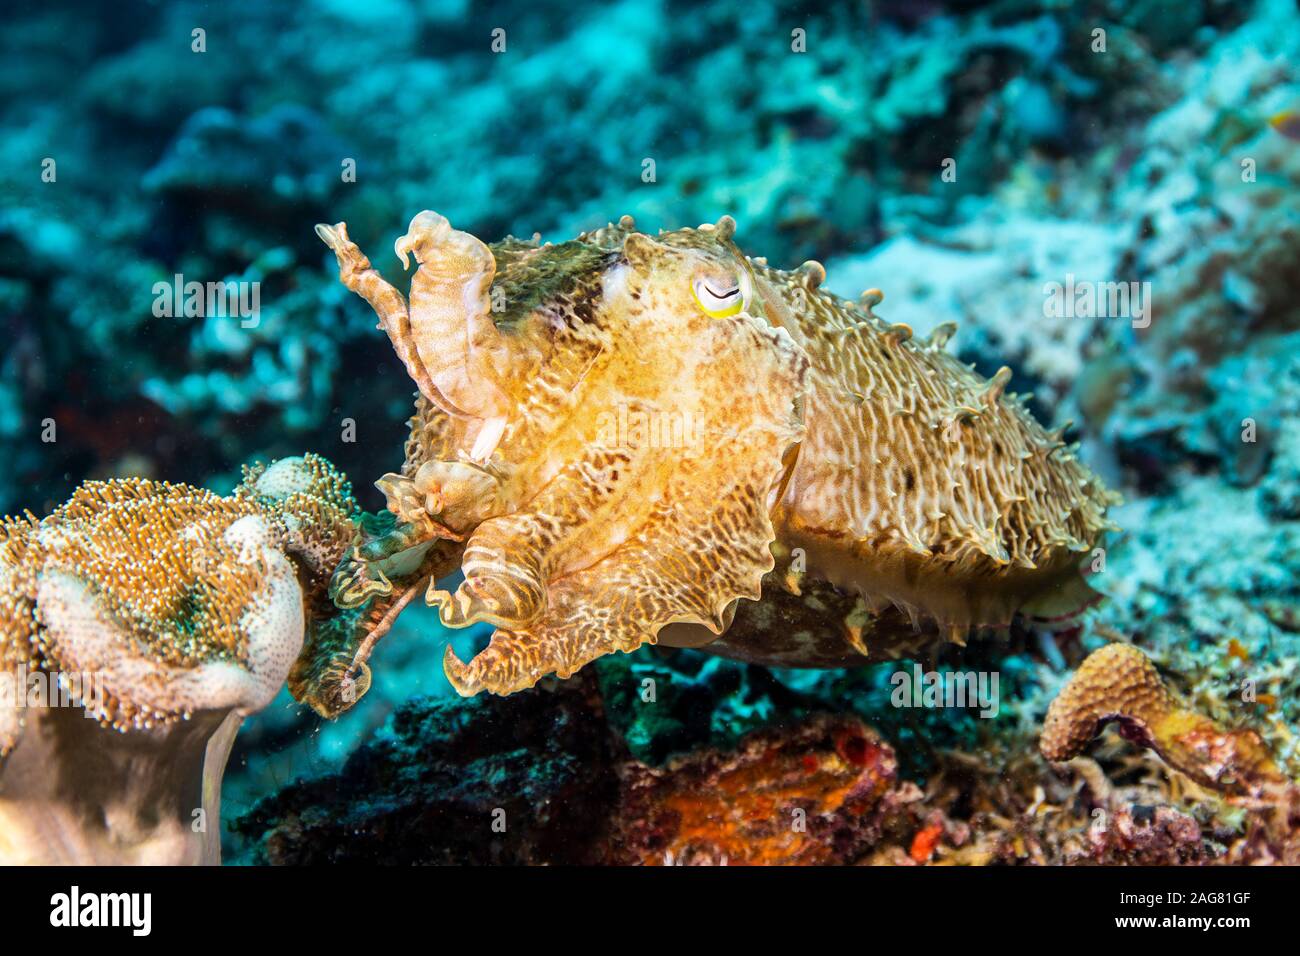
0,454,358,863
1,454,357,733
315,211,1118,702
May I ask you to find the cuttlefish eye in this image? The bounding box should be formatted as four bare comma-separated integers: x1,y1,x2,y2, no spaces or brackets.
692,274,749,318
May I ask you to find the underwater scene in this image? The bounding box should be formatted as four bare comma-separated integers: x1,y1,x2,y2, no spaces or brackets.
2,0,1300,889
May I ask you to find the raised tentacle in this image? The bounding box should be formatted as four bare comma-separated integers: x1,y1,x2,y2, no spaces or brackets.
315,221,467,417
396,210,513,420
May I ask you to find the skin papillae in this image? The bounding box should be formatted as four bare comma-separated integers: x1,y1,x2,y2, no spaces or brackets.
313,211,1119,703
0,455,359,863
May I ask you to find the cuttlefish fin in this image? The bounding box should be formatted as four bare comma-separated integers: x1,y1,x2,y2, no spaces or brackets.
1019,570,1103,630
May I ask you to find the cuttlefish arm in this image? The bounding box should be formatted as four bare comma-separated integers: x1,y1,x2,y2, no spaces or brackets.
442,317,809,696
396,211,513,420
317,215,516,607
315,220,469,418
316,213,510,421
318,211,808,697
441,458,776,696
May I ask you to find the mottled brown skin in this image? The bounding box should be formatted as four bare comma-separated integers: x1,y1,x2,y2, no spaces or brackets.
314,212,1117,701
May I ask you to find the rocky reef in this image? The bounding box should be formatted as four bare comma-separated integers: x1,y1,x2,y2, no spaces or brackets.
3,0,1300,865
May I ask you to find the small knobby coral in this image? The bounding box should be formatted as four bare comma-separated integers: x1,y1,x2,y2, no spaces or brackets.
0,454,359,864
1040,642,1284,795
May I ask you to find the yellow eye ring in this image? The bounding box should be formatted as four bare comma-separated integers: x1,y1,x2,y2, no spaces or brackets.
692,276,747,318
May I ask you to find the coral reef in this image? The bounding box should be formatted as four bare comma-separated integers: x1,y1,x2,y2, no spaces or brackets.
232,675,621,865
1041,643,1283,795
233,672,912,865
612,713,900,865
2,0,1299,867
0,0,1250,515
233,655,1300,866
0,454,357,863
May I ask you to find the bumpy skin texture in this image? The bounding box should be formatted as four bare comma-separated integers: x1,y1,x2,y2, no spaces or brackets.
316,212,1118,700
1041,643,1283,795
719,258,1117,663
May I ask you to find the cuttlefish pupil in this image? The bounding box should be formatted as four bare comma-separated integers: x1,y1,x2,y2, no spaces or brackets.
312,210,1118,702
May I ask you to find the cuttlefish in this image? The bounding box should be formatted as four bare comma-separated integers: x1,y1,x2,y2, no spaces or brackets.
311,211,1117,701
